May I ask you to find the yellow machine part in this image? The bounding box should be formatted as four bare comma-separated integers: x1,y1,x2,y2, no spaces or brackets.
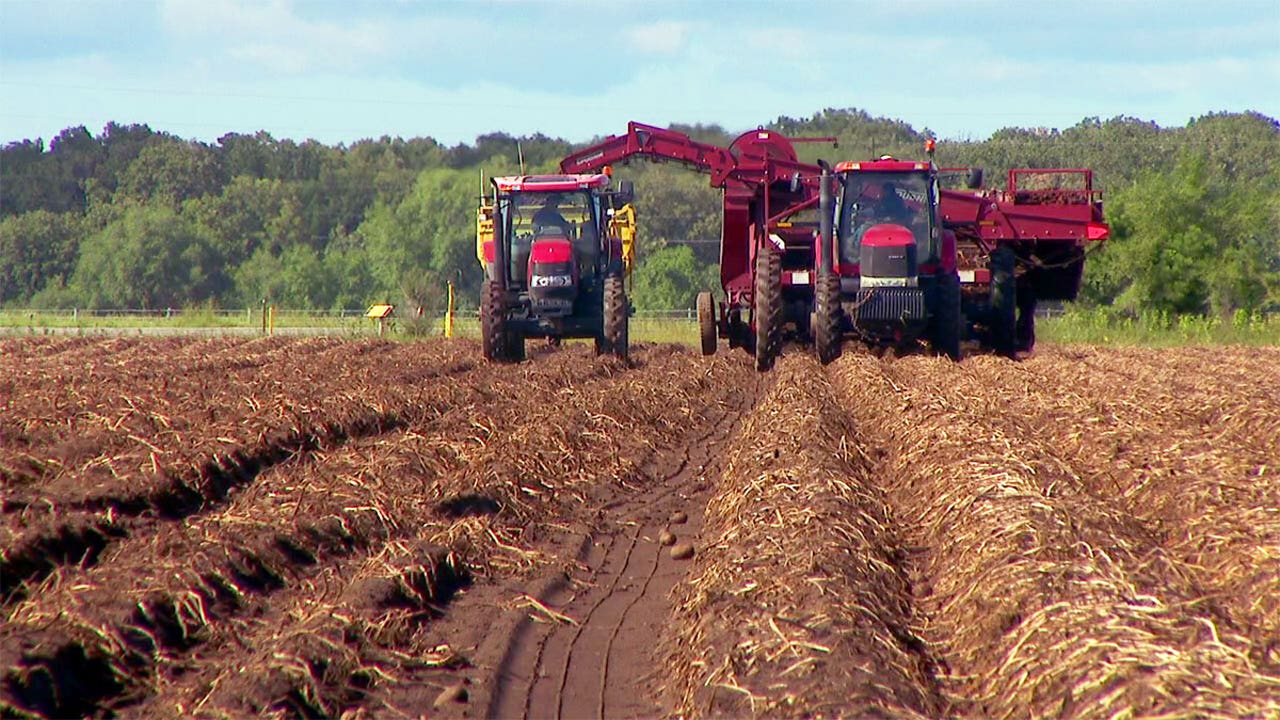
609,203,637,282
475,202,494,266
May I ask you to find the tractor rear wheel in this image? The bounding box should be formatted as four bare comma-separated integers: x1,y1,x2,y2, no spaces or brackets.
604,274,629,360
696,291,716,356
813,273,842,364
753,248,782,372
481,279,508,362
989,246,1017,358
932,271,962,360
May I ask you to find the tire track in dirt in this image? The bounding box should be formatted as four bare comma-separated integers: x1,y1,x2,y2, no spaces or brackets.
937,350,1280,653
828,352,1280,718
120,344,740,719
392,351,762,720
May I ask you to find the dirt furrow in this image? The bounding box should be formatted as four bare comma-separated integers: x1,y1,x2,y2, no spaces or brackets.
657,354,944,718
364,348,760,720
120,344,743,718
1035,345,1280,460
936,351,1280,648
1,339,481,603
0,342,608,717
828,352,1280,719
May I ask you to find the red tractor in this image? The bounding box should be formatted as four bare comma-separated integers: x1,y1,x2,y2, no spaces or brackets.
561,122,1108,369
811,156,968,361
476,173,636,361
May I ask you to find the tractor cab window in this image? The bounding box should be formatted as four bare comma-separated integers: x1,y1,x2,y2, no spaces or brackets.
836,172,933,265
510,191,592,240
506,190,600,278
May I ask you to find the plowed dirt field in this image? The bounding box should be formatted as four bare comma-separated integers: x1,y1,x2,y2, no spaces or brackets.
2,337,1277,718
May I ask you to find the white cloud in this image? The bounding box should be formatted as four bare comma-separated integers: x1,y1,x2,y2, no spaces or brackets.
156,0,389,74
624,21,690,56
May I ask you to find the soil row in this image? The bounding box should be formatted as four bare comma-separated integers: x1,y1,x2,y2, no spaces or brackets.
828,352,1280,718
1,339,748,718
665,354,942,718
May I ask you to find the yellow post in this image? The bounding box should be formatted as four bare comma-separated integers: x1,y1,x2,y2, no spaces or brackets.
268,306,275,336
445,281,455,338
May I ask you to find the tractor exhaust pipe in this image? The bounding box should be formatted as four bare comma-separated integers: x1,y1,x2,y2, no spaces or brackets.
490,179,509,291
819,162,833,276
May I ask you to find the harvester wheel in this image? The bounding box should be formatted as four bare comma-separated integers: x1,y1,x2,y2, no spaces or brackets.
696,291,716,356
481,279,508,362
989,246,1017,358
1016,284,1037,352
932,270,962,361
604,274,629,360
753,248,782,372
814,273,842,364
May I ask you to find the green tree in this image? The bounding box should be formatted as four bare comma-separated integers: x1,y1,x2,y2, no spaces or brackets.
630,245,716,311
322,238,378,310
0,210,82,304
356,167,481,307
230,246,286,308
116,139,225,208
71,204,219,308
1083,152,1279,315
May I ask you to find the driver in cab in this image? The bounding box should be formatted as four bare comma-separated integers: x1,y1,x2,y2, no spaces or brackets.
532,194,570,235
874,182,911,224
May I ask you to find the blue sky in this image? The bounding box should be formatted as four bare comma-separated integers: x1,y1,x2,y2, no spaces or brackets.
1,0,1277,147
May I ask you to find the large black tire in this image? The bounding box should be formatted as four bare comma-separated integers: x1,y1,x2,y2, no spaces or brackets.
506,329,526,362
480,279,508,362
931,271,962,361
696,291,716,356
1016,283,1037,353
753,248,782,372
813,273,842,364
603,274,629,359
988,246,1017,358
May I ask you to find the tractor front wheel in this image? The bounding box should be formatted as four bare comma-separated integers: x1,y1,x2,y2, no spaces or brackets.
813,273,842,364
753,248,782,372
506,329,526,362
696,291,716,356
481,280,508,362
932,271,962,361
603,274,629,360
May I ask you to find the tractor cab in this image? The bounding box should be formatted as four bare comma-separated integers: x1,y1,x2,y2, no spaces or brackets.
833,160,941,288
825,158,959,354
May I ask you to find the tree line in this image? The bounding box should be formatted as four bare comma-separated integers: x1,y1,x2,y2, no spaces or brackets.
1,109,1276,317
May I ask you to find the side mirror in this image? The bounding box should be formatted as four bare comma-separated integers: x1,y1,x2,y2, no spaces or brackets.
790,172,801,193
966,167,984,190
618,179,635,203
